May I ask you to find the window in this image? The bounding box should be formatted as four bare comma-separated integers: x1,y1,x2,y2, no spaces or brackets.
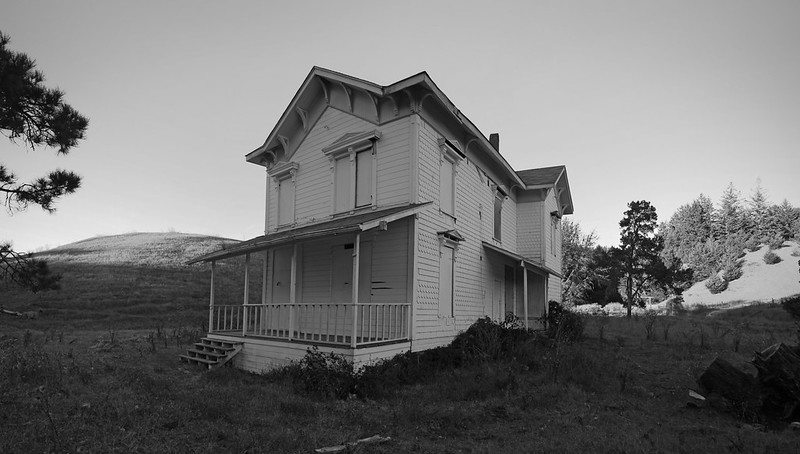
437,230,463,318
551,216,559,256
268,161,299,226
323,131,381,214
278,177,295,225
438,245,454,317
437,138,463,217
439,156,455,216
494,193,503,241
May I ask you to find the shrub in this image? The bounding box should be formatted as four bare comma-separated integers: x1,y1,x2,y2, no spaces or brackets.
705,274,728,294
281,347,356,399
722,259,743,282
763,250,782,265
780,294,800,320
544,301,584,342
450,314,534,362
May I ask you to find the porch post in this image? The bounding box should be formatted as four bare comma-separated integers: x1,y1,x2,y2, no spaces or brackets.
288,244,297,341
208,261,216,333
242,253,250,336
522,263,529,329
262,250,268,305
351,233,361,348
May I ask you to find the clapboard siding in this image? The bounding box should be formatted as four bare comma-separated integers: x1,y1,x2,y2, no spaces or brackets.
367,218,410,304
208,333,411,372
266,108,411,231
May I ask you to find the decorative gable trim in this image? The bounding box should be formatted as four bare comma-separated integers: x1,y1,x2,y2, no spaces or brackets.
437,138,465,161
322,130,382,159
268,161,299,182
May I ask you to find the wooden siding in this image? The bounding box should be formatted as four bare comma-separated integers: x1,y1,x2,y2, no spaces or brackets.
208,333,410,372
413,118,524,347
266,108,411,231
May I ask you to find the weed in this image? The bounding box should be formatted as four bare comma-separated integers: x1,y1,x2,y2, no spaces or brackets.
662,319,674,342
643,311,658,341
23,330,32,347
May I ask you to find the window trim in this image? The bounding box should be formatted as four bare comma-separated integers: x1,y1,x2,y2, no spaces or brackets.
268,161,299,227
323,131,380,215
437,138,463,219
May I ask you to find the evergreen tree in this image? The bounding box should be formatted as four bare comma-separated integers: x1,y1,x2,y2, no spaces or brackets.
747,179,770,244
715,182,746,239
661,194,715,279
1,31,88,292
619,201,662,318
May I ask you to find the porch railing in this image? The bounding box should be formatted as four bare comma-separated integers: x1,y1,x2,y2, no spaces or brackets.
209,303,411,347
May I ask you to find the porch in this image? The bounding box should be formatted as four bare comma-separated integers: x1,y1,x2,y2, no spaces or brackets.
186,205,426,369
209,302,411,348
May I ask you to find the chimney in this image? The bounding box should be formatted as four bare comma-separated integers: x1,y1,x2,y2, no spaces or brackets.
489,133,499,151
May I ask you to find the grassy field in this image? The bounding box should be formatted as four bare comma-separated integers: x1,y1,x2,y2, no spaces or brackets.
3,233,800,452
3,303,800,453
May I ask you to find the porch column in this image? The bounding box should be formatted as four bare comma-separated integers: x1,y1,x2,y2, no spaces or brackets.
261,249,268,336
351,233,361,348
288,244,298,341
522,263,529,329
242,253,250,336
261,250,268,305
208,261,216,332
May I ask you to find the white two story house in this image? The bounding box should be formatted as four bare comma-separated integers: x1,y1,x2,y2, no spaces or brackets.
186,67,573,372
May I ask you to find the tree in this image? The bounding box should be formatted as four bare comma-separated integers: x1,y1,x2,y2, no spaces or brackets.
561,218,597,305
0,31,88,292
619,201,662,318
661,194,715,279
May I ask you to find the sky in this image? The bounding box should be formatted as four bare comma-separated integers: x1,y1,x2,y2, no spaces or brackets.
3,0,799,252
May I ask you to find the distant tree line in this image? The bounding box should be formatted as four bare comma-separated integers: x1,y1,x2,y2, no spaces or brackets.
561,182,800,312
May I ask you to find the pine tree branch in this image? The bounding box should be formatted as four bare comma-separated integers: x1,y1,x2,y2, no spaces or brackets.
0,243,60,292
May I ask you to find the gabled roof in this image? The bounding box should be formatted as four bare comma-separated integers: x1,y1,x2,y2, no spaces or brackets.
517,165,574,215
246,66,524,188
187,203,431,264
517,165,565,187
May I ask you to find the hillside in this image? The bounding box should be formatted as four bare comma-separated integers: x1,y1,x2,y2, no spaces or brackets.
0,232,248,329
682,241,800,308
36,232,239,267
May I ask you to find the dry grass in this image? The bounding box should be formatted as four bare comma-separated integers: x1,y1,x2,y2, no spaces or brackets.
2,305,800,453
3,234,800,452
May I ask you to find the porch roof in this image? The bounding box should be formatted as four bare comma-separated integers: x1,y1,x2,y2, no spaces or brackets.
188,203,431,264
481,242,563,278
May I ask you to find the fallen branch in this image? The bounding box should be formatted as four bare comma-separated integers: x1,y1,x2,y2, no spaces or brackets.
315,435,391,453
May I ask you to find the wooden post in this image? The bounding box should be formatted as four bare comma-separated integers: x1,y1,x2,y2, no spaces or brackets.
242,253,250,336
288,244,297,341
351,233,361,348
262,249,268,336
522,263,529,329
209,261,216,333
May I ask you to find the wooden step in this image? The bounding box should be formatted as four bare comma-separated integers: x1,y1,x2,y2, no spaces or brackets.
179,337,243,370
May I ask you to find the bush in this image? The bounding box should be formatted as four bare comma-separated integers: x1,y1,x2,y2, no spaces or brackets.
281,347,356,399
722,258,743,282
781,294,800,320
705,274,728,294
450,314,534,362
763,250,782,265
544,301,584,342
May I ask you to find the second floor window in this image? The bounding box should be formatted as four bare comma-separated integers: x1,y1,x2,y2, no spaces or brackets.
493,193,503,241
333,146,374,212
323,130,381,215
439,156,455,216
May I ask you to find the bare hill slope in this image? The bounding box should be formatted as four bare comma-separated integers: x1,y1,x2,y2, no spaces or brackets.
37,232,239,267
682,241,800,308
1,233,244,329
